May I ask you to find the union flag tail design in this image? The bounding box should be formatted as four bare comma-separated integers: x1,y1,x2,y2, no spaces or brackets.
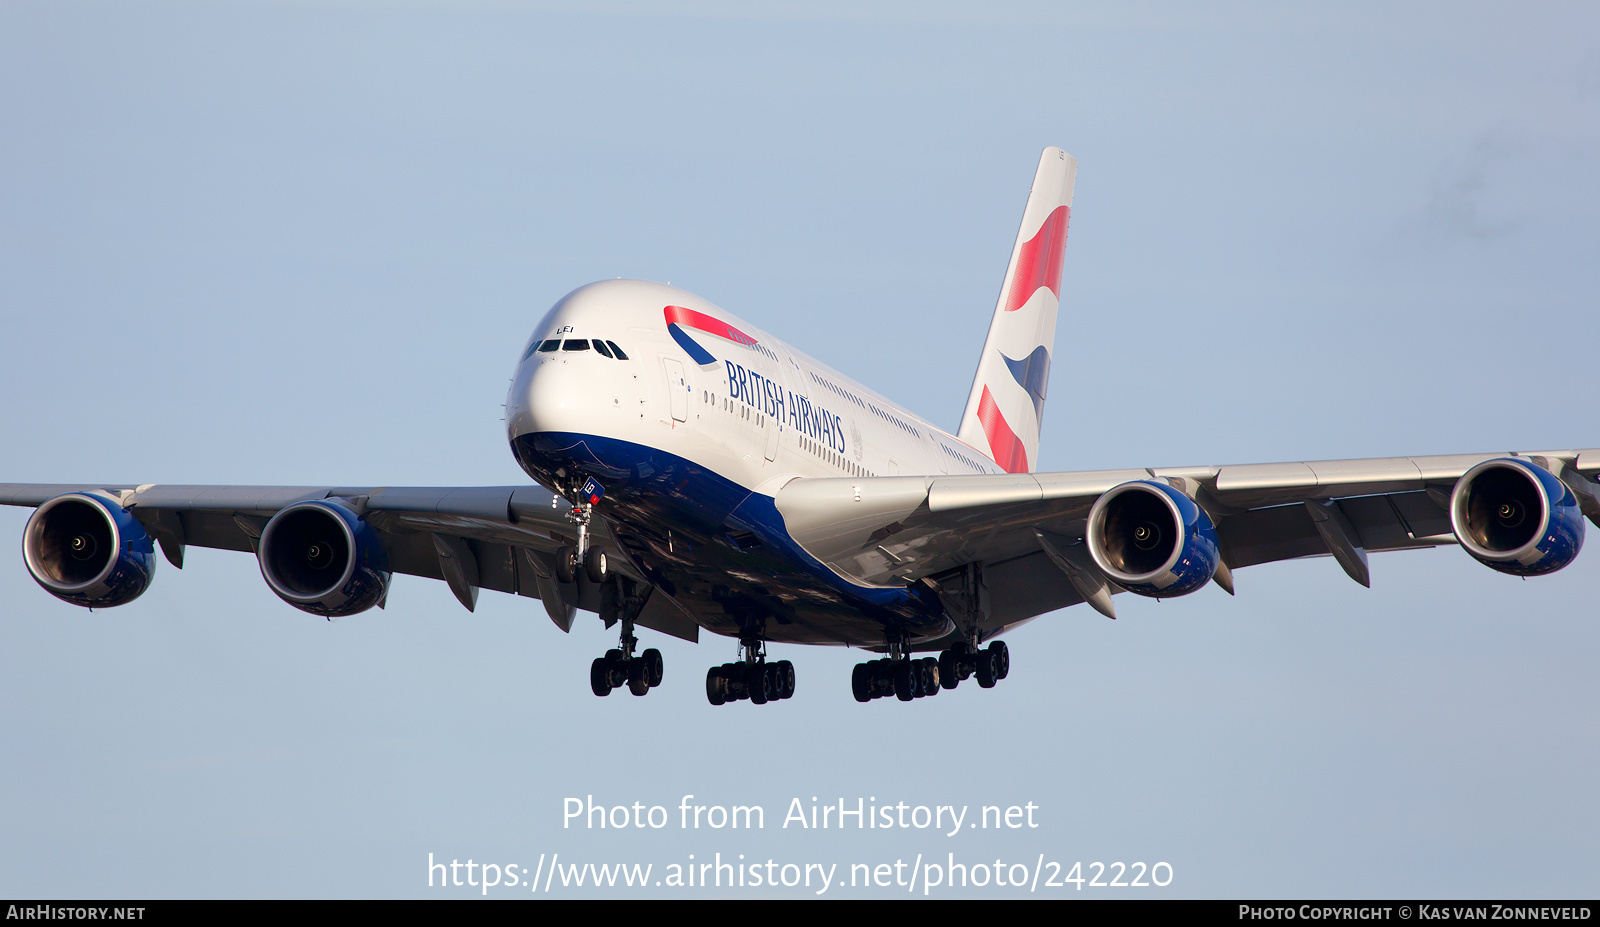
956,147,1076,473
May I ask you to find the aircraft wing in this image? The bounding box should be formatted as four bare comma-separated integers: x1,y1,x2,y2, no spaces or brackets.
773,449,1600,633
0,482,699,639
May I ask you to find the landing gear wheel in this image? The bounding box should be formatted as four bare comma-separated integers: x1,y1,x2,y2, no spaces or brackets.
938,649,960,690
988,640,1009,679
775,660,795,700
748,663,770,705
851,663,872,703
893,661,915,701
590,658,613,696
920,657,940,697
555,545,579,584
706,666,727,706
627,660,650,696
642,648,664,688
583,547,610,584
722,663,743,701
976,649,998,688
604,649,627,688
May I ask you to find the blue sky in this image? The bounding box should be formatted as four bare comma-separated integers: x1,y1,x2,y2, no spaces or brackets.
1,0,1597,898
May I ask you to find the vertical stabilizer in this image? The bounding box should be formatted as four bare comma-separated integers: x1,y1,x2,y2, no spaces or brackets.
956,147,1076,473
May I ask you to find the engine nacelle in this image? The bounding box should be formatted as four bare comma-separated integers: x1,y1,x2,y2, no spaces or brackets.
258,499,390,617
23,492,157,608
1449,457,1583,577
1087,480,1220,598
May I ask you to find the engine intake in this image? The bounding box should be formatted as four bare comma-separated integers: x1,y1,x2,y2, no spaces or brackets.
258,500,390,617
23,492,157,608
1087,480,1220,598
1450,458,1583,576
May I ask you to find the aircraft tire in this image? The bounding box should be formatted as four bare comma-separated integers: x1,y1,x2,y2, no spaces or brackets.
583,547,609,584
627,661,650,696
591,658,613,696
990,640,1010,679
604,649,627,687
938,650,960,689
851,663,872,702
893,661,914,701
706,667,726,706
643,648,664,687
748,664,769,705
976,650,997,689
555,546,579,584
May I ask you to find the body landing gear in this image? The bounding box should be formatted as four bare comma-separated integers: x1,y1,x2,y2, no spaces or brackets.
706,640,795,706
852,639,1008,703
940,639,1009,690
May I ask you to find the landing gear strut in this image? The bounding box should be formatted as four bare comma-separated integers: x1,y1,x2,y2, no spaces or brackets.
706,639,795,706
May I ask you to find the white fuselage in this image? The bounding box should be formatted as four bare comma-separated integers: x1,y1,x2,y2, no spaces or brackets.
506,279,1000,497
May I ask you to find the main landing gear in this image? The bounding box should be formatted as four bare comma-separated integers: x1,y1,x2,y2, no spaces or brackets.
590,616,663,697
706,640,796,706
938,639,1009,690
850,639,1009,702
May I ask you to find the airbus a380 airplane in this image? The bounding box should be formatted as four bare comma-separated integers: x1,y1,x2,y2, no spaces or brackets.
7,148,1599,706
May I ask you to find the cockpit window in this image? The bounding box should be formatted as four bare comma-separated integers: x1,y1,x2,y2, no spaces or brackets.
606,340,629,360
562,339,590,352
592,339,614,358
538,339,561,353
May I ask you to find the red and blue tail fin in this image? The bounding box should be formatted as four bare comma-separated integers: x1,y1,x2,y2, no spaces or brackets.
956,147,1076,473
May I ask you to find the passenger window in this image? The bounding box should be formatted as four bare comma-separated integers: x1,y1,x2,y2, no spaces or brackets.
593,340,614,358
606,340,629,360
538,340,561,353
563,339,590,352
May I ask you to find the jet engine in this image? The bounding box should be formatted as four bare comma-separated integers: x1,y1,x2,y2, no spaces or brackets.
23,492,157,608
258,500,391,617
1449,457,1583,577
1087,480,1220,598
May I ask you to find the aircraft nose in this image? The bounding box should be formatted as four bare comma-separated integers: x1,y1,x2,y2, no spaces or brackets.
507,340,646,442
507,353,578,439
